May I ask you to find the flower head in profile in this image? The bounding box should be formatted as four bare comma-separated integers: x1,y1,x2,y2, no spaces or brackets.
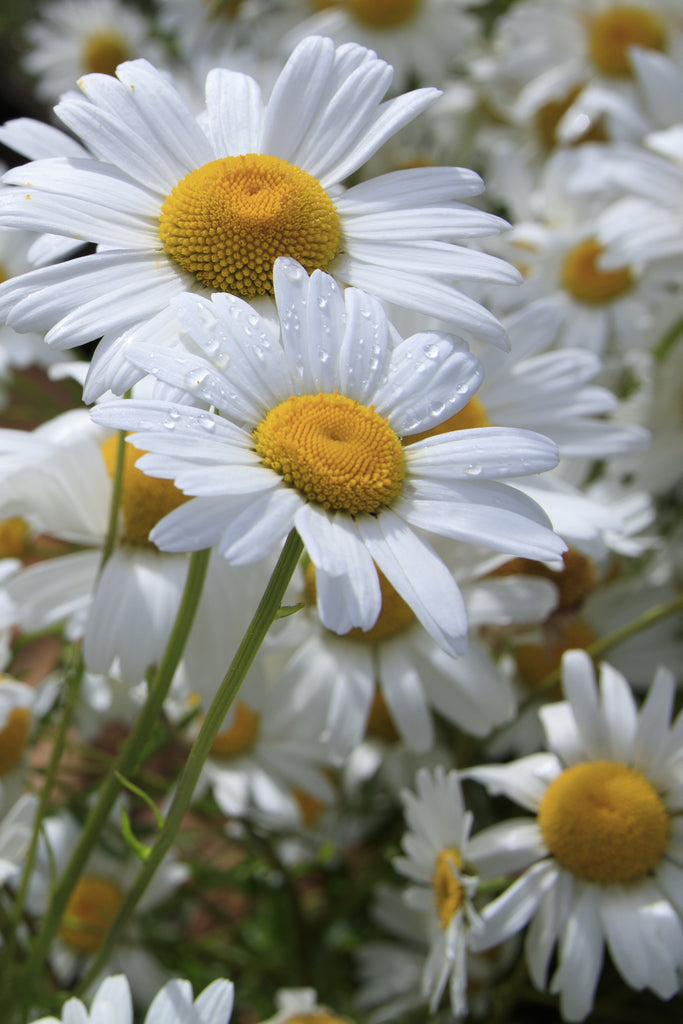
393,767,481,1015
466,649,683,1021
93,258,564,659
0,36,516,400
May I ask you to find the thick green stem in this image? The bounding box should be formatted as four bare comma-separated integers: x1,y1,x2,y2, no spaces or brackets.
76,530,304,994
16,547,211,1008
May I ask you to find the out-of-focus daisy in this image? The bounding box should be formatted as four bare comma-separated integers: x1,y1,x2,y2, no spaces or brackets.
22,0,165,105
281,0,485,91
476,0,683,148
486,147,676,356
0,677,36,813
0,37,517,400
0,793,39,886
193,662,338,825
466,649,683,1021
23,811,188,999
28,972,235,1024
93,259,565,658
393,767,480,1015
0,408,270,687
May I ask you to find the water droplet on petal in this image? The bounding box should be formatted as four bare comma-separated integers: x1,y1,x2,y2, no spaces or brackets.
198,414,216,432
184,368,209,389
464,463,483,476
423,342,440,359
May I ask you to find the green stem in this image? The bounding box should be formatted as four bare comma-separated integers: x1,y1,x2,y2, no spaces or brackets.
76,530,304,995
5,647,84,966
16,547,211,1007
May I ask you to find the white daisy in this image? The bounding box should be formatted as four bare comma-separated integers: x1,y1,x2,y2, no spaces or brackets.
466,649,683,1021
393,767,481,1015
92,258,565,658
22,0,165,105
0,408,271,687
23,811,188,999
28,972,234,1024
0,37,517,401
281,0,485,91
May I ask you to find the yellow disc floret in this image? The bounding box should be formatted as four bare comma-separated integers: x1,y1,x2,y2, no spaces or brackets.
101,435,190,547
562,237,633,304
0,517,30,559
433,848,465,929
0,706,31,775
210,701,261,759
59,875,124,954
539,760,669,883
253,392,405,515
345,0,420,28
159,154,341,298
81,32,130,76
588,6,667,77
284,1014,349,1024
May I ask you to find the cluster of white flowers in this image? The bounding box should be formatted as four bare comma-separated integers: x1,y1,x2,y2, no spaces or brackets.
0,1,680,1023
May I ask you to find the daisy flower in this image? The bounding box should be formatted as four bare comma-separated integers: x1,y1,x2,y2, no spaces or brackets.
393,767,481,1015
22,0,165,105
0,36,516,401
259,987,349,1024
280,0,485,91
0,407,273,687
28,973,234,1024
466,649,683,1021
476,0,683,145
23,811,188,999
93,258,565,659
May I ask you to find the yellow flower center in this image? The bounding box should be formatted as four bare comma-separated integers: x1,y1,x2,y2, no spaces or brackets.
588,5,667,77
365,687,400,742
203,0,243,19
81,32,130,76
561,237,633,304
0,516,30,558
100,435,190,547
210,701,261,759
535,85,608,150
58,875,124,954
344,0,420,28
0,706,31,775
405,394,491,446
159,154,341,299
0,261,8,284
489,549,596,615
514,616,597,690
433,848,465,929
253,393,405,515
539,760,669,883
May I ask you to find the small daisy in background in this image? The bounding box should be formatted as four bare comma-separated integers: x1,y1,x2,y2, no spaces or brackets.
0,36,517,400
27,972,235,1024
22,0,167,104
466,649,683,1021
393,766,481,1016
93,258,565,659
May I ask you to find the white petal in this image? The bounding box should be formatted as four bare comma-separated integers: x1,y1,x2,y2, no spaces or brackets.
380,643,434,753
204,68,262,156
356,510,468,657
550,884,604,1022
471,860,559,950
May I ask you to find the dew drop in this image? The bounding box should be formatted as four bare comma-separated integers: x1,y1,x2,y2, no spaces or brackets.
213,351,230,369
464,463,483,476
423,342,440,359
198,414,216,432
